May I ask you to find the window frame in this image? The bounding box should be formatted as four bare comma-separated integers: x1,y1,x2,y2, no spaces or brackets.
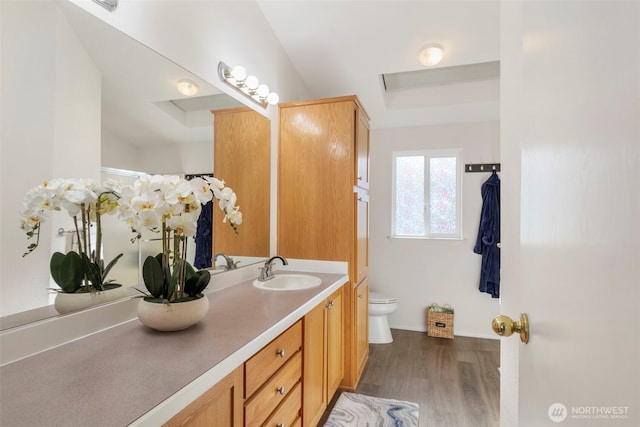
391,148,463,239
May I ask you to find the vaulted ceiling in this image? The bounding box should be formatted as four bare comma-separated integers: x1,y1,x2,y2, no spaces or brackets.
257,0,500,129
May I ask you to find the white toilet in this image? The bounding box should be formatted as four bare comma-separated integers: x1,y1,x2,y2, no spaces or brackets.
368,291,398,344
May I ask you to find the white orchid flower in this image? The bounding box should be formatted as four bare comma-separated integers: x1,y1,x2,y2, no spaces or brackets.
206,176,225,189
190,177,214,204
131,195,160,213
136,210,160,231
167,212,198,237
224,207,243,225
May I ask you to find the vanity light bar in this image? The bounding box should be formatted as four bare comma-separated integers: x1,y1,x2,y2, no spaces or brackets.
217,62,279,108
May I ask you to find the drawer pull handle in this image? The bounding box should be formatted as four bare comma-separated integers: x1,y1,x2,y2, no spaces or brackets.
276,348,285,358
277,424,285,427
276,386,286,395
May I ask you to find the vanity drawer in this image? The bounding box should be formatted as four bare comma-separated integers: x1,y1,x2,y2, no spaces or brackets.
261,381,302,427
245,351,302,427
245,320,302,397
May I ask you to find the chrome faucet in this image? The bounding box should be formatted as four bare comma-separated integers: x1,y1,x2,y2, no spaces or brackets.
213,253,238,270
258,255,288,281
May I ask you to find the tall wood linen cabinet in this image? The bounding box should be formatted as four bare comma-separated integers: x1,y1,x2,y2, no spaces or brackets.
278,95,370,394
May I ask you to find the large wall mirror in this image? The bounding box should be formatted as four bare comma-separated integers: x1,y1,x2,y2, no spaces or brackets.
0,0,271,329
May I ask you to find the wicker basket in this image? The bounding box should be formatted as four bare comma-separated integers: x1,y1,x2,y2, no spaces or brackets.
427,304,454,339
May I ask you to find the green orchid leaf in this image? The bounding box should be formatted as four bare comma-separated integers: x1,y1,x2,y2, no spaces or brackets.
55,252,84,293
154,252,164,266
152,252,171,298
102,253,123,281
49,252,65,285
185,270,211,297
142,256,164,298
184,262,196,280
168,264,181,301
82,253,102,290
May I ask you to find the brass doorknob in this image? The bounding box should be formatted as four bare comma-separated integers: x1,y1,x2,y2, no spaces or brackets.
492,313,529,343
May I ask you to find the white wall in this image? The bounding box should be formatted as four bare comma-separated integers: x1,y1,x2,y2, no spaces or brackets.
0,2,101,316
137,141,213,176
369,120,500,338
102,129,213,176
101,129,139,172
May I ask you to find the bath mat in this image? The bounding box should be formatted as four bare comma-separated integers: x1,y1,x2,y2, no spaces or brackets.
324,392,419,427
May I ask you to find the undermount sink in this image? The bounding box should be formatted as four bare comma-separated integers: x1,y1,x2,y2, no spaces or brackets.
253,274,322,291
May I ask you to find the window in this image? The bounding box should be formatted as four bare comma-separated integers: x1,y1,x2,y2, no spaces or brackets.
392,149,462,239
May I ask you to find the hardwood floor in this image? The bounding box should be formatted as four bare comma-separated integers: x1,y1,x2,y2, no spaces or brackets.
320,329,500,427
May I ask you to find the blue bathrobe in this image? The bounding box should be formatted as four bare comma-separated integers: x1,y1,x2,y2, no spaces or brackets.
474,171,500,298
194,201,213,269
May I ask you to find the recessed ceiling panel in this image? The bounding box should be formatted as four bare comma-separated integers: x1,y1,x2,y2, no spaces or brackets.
382,61,500,92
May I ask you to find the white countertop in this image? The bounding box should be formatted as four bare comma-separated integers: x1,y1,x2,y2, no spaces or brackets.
0,265,348,426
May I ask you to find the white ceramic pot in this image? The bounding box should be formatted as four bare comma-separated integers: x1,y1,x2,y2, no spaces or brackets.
54,284,128,314
137,297,210,332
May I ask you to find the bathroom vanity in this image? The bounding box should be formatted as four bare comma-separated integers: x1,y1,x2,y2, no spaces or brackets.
0,264,348,426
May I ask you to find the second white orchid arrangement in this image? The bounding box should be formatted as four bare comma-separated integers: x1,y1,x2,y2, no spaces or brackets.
118,174,241,303
20,178,123,294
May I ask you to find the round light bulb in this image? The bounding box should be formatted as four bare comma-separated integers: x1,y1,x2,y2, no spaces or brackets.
256,84,270,98
246,75,259,90
418,43,444,66
231,65,247,81
267,92,280,105
177,79,198,96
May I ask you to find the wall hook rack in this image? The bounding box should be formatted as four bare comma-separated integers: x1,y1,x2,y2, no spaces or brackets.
465,163,501,173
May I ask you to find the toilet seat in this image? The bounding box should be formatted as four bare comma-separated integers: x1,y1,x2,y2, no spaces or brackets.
369,292,397,304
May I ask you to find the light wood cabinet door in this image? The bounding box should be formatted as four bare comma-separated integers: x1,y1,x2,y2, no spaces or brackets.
213,108,270,258
302,303,326,427
355,190,369,286
302,286,344,427
326,286,344,400
355,279,369,380
164,366,243,427
278,100,354,262
355,108,370,190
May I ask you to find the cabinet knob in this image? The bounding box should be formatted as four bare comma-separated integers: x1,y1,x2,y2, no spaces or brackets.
277,424,286,427
276,386,286,395
358,294,364,299
276,348,285,358
358,176,363,181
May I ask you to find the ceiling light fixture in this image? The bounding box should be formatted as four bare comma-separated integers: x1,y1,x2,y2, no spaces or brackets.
176,79,199,97
418,43,444,67
218,62,279,107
